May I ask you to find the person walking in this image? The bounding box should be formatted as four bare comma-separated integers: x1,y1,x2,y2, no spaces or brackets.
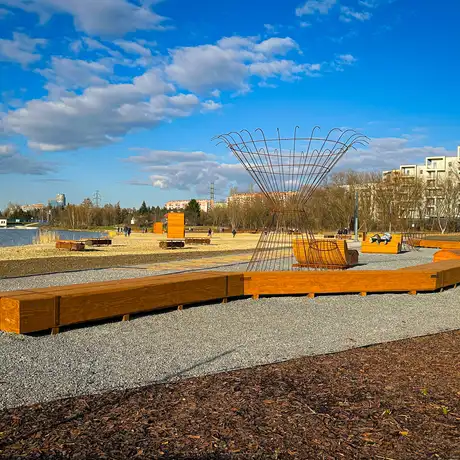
232,228,237,238
208,228,212,238
127,227,132,237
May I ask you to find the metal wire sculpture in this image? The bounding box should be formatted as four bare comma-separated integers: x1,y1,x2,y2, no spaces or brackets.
216,127,369,271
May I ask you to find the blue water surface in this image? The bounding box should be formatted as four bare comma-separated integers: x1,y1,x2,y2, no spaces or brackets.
0,229,108,248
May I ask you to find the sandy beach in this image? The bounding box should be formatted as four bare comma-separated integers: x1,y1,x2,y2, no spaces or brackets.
0,232,260,277
0,232,260,261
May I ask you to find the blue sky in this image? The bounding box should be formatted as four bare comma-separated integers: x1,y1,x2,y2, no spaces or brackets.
1,0,459,209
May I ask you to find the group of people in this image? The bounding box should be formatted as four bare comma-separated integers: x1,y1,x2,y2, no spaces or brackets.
117,226,132,237
206,228,237,237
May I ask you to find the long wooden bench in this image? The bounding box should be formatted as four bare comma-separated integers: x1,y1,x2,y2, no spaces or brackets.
0,272,244,335
361,234,402,254
3,259,460,335
292,239,358,269
433,249,460,262
416,239,460,250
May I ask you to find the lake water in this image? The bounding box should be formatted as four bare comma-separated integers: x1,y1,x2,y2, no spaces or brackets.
0,229,108,248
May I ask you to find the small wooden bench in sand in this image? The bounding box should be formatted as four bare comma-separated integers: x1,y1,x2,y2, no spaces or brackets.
361,234,402,254
185,237,211,245
56,240,85,251
83,238,112,247
159,240,185,249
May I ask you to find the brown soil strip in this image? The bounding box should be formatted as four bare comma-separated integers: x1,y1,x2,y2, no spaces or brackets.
0,249,253,278
0,331,458,459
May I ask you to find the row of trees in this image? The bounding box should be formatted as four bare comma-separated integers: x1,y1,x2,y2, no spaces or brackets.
2,200,169,229
4,169,460,232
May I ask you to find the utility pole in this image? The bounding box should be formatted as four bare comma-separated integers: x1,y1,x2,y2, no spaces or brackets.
93,190,101,208
209,182,215,209
354,190,359,242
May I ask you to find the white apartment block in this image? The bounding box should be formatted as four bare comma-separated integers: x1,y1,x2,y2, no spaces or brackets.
383,146,460,218
164,199,213,213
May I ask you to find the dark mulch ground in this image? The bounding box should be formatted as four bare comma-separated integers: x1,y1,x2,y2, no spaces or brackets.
0,332,458,459
0,249,252,278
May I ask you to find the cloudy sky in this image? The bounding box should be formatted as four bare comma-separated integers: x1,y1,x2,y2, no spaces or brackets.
0,0,459,208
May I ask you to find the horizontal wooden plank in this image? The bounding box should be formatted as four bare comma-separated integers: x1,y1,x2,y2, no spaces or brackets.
243,270,440,296
361,241,401,254
58,274,229,326
418,239,460,249
433,249,460,262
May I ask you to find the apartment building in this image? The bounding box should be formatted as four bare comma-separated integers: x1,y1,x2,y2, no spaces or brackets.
165,199,213,213
382,146,460,218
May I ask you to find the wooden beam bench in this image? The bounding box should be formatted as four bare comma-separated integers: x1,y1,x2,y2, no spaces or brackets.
433,249,460,262
0,272,245,334
416,239,460,250
3,259,460,335
185,237,211,245
56,240,85,251
82,238,112,247
159,240,185,249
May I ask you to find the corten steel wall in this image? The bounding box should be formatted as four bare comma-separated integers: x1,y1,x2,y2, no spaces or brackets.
167,213,185,239
153,222,163,234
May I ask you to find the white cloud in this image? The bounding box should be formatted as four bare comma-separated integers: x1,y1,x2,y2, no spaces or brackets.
1,0,168,37
165,35,303,93
126,149,215,165
0,144,56,174
38,57,113,90
2,33,356,153
114,40,153,57
166,44,249,93
254,37,298,55
359,0,379,7
338,54,357,64
201,100,223,112
2,70,189,152
250,60,319,79
296,0,337,16
126,149,249,193
343,137,454,171
339,6,372,22
0,7,11,17
0,32,47,65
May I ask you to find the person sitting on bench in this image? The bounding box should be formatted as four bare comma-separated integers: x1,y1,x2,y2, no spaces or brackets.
381,232,392,244
370,232,392,244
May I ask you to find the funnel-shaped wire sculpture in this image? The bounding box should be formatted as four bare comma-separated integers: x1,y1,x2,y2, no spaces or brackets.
216,127,369,271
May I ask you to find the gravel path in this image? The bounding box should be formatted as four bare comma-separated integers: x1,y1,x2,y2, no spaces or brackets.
1,247,456,410
1,286,459,409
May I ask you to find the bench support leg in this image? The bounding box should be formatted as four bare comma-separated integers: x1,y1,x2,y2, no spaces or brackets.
409,290,417,295
307,293,315,299
177,304,184,311
51,327,59,335
252,294,259,300
222,298,228,304
360,292,367,297
122,314,130,322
